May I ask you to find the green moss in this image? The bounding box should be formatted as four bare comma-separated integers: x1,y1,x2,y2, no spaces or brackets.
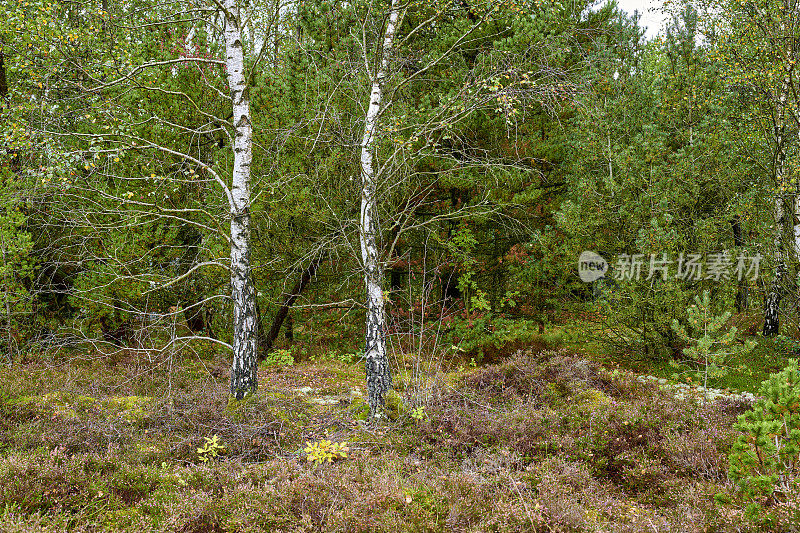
349,396,370,421
546,381,571,400
10,391,93,408
226,392,262,422
577,388,611,410
101,396,153,425
103,507,150,531
6,393,152,425
261,390,294,401
385,390,406,421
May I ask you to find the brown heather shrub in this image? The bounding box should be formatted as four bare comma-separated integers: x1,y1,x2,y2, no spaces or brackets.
464,349,607,402
409,346,746,517
0,369,311,466
0,347,763,532
8,414,114,455
177,513,226,533
147,387,300,462
661,407,738,481
0,449,102,514
463,351,546,400
769,482,800,531
0,513,56,533
536,459,596,529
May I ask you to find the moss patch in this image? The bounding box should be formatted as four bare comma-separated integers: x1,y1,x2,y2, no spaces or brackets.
385,390,406,421
349,396,370,421
7,392,153,425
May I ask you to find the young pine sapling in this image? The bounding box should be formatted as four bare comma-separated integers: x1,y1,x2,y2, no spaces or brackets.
670,290,755,401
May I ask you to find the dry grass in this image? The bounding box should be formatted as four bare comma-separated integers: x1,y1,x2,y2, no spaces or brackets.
0,346,785,532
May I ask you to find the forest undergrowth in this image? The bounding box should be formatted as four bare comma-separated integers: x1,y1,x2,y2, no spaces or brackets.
0,335,796,532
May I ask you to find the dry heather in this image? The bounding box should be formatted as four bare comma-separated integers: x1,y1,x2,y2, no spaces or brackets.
0,348,791,532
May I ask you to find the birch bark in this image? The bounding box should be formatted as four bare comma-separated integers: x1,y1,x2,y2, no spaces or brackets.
764,192,785,336
223,0,258,398
763,15,795,337
763,82,790,336
359,0,403,419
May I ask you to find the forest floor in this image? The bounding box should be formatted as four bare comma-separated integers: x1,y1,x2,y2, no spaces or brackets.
548,310,791,395
0,335,795,532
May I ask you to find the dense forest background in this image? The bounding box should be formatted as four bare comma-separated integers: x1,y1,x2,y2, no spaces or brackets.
2,0,798,391
2,0,800,530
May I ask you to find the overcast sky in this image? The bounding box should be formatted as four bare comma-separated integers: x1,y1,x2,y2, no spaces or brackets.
609,0,669,40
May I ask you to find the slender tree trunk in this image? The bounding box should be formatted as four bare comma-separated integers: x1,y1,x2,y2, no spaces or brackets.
792,193,800,321
732,216,748,312
764,33,793,338
2,246,12,366
607,131,613,185
258,254,322,358
359,0,402,419
764,146,787,336
765,196,785,336
284,312,294,340
223,0,257,399
0,51,8,109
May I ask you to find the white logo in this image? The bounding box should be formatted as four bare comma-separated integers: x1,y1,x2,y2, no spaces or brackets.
578,251,608,282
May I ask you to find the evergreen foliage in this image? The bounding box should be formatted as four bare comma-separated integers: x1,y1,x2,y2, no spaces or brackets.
729,360,800,502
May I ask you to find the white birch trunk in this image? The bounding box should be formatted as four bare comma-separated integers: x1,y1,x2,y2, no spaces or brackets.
607,131,613,186
359,0,402,419
794,200,800,260
223,0,258,398
764,23,793,337
765,193,785,336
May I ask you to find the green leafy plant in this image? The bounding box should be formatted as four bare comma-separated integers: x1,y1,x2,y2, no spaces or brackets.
325,349,361,364
444,224,490,313
729,360,800,502
196,435,226,463
310,349,361,364
304,440,349,465
501,290,521,309
670,290,755,398
410,406,426,420
262,349,294,367
338,350,362,364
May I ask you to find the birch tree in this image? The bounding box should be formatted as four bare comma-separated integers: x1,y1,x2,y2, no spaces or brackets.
359,0,403,419
5,0,282,398
222,0,258,398
709,0,800,336
348,0,589,416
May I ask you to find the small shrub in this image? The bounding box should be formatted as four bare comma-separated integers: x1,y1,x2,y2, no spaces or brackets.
333,350,362,364
196,435,226,463
729,360,800,502
663,423,731,481
445,315,544,364
262,349,294,367
304,440,349,465
670,290,755,396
